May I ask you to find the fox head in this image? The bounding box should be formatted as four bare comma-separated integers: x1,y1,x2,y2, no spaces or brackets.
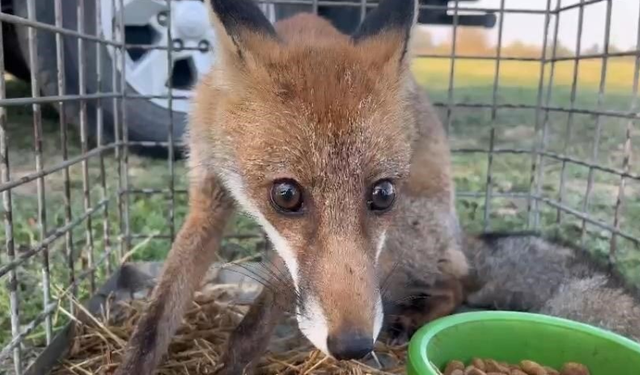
191,0,419,360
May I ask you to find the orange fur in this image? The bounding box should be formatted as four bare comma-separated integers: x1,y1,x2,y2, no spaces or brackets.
116,1,467,373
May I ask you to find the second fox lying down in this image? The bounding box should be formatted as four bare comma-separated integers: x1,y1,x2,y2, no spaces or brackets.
113,0,640,374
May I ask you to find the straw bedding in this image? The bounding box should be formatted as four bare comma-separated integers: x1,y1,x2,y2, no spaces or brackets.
51,279,408,375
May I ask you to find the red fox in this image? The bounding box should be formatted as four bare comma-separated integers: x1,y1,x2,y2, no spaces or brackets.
114,0,640,374
115,0,468,373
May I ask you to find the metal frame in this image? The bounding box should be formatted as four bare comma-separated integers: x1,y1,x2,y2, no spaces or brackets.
0,0,638,374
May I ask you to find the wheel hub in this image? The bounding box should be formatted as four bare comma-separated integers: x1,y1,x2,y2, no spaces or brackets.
174,1,210,40
100,0,274,115
100,0,218,114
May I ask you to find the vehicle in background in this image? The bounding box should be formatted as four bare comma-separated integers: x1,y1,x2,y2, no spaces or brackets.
1,0,495,154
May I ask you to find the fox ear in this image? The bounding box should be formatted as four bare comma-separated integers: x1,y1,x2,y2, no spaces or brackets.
351,0,418,65
206,0,279,65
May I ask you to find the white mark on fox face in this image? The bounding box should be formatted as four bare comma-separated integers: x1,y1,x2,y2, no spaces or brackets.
375,230,387,263
220,171,338,354
219,171,300,288
373,292,384,342
297,294,330,356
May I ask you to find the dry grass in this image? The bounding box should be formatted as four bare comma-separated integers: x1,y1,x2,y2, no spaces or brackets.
50,282,407,375
411,58,637,91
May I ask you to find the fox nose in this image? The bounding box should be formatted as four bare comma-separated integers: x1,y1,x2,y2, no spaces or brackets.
327,331,374,360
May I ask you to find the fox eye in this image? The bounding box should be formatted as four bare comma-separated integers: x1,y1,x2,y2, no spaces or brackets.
368,180,396,213
270,179,304,214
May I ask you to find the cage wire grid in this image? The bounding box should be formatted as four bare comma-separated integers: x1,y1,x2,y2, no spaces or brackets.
0,0,638,374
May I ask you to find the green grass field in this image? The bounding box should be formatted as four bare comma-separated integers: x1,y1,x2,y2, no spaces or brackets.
1,57,639,353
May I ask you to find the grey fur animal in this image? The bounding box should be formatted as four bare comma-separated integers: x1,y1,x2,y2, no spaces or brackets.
462,232,640,342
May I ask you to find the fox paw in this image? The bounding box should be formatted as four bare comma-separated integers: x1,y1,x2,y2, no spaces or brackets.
386,315,419,346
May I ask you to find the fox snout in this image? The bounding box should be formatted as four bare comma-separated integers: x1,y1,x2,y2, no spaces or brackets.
327,329,374,360
296,242,384,360
297,290,382,361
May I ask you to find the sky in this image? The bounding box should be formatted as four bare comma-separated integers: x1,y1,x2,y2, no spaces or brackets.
422,0,639,52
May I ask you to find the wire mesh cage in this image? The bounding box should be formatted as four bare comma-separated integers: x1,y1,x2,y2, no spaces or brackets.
0,0,638,374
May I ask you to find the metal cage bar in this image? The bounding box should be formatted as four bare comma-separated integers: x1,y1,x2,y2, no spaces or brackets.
119,0,132,262
0,7,21,373
526,0,553,228
95,0,113,276
610,4,640,262
481,0,506,230
112,0,124,264
444,0,460,134
77,0,97,294
531,0,563,228
578,0,614,246
556,0,587,225
54,0,77,314
26,0,53,346
165,0,176,243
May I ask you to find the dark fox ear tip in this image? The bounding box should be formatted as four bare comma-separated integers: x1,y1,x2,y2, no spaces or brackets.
207,0,277,37
351,0,417,42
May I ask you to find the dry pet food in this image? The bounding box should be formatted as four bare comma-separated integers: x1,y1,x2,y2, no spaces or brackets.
441,358,590,375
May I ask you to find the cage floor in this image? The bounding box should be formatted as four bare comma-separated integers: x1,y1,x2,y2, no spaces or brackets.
32,261,413,375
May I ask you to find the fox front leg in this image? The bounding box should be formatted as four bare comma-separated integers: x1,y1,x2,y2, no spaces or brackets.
215,286,291,375
115,175,235,375
386,276,464,343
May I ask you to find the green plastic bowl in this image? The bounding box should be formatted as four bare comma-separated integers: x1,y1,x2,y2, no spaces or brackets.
407,311,640,375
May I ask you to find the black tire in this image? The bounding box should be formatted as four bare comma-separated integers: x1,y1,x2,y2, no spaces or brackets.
12,0,187,158
2,19,31,81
